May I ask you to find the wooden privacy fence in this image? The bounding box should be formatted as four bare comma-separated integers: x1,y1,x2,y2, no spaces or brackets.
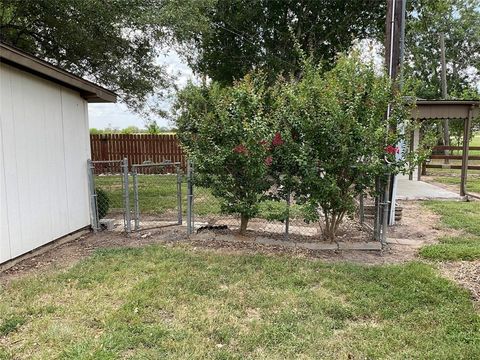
90,134,187,172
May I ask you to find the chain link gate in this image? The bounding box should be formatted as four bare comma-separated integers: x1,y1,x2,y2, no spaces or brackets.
131,161,183,231
87,158,131,233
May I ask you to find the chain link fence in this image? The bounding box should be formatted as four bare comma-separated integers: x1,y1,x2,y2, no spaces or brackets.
131,161,183,231
186,162,371,242
87,159,131,232
86,158,377,242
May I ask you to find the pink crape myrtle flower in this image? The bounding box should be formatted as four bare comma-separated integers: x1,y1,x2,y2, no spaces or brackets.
272,132,284,146
264,155,273,166
385,145,400,155
233,144,248,154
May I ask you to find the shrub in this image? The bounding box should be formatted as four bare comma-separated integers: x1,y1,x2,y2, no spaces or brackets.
175,76,276,234
96,187,110,219
175,55,429,239
272,57,422,239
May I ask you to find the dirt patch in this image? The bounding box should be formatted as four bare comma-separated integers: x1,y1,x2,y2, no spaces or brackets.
1,201,478,306
0,227,186,284
439,261,480,305
388,201,462,244
193,215,370,243
0,202,436,285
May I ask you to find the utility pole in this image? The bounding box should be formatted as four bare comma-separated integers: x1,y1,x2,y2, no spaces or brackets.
440,33,450,163
382,0,406,236
385,0,404,82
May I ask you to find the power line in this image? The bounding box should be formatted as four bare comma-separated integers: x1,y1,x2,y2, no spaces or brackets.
212,22,302,72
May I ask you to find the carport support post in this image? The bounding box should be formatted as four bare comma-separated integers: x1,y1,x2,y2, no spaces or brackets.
412,126,420,181
460,107,473,196
122,158,131,233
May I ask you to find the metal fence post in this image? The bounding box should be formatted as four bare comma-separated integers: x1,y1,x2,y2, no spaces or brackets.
373,177,381,242
359,193,365,226
186,161,193,234
285,190,291,240
381,174,390,247
133,167,140,230
176,164,183,225
122,157,131,233
87,159,99,232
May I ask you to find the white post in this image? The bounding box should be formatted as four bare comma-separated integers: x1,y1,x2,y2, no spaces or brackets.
412,127,420,181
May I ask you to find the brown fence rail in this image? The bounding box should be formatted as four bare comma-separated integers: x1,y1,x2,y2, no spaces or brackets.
422,144,480,196
424,145,480,171
90,134,186,172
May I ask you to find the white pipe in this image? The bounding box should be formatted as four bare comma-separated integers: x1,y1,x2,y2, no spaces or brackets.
389,0,407,225
382,0,398,238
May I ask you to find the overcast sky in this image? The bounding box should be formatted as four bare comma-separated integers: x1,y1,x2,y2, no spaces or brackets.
88,49,196,130
88,40,387,130
88,38,479,130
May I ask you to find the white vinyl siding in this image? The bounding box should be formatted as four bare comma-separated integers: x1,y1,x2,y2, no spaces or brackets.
0,63,91,263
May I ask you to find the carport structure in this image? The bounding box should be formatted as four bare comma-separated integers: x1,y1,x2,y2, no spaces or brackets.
409,100,480,197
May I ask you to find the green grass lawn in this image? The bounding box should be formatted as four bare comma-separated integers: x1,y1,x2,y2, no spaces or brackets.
471,131,480,149
432,175,480,194
95,175,306,221
1,247,479,359
419,201,480,261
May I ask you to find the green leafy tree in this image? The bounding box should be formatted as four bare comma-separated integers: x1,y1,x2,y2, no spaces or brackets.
121,126,142,134
405,0,480,99
175,76,275,234
176,55,430,239
89,128,103,135
0,0,211,116
146,121,162,134
405,0,480,145
176,0,387,84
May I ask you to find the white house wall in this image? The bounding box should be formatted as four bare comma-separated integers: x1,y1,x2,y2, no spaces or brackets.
0,63,91,263
0,99,11,263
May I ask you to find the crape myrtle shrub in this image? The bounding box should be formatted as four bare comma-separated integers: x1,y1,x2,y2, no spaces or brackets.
175,54,428,239
175,75,276,234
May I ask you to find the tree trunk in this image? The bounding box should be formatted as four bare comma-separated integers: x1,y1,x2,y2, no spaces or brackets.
440,33,450,163
321,211,346,241
322,213,336,242
239,214,249,235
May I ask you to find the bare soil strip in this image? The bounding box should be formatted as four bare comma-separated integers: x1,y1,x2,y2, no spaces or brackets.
1,201,479,305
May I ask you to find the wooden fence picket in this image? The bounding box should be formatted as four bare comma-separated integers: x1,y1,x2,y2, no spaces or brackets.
90,134,187,172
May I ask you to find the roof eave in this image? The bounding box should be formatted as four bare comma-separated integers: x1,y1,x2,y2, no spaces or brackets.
411,100,480,120
0,43,117,103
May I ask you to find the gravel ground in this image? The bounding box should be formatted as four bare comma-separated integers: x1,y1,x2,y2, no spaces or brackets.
440,261,480,304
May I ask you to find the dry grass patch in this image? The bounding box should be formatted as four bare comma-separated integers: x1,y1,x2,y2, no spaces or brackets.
1,245,479,359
